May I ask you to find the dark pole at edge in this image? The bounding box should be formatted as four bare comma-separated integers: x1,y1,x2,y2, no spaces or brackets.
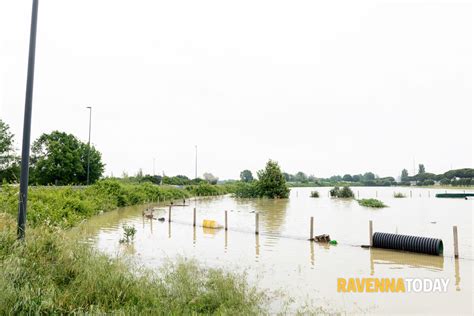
18,0,39,239
86,106,92,185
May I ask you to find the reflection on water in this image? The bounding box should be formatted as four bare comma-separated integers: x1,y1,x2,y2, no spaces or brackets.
370,248,444,272
75,187,474,314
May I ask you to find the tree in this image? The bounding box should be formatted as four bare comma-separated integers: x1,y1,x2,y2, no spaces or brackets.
401,169,409,181
294,171,308,182
363,172,375,181
240,169,254,182
30,131,104,185
0,120,19,182
203,172,218,184
308,174,317,182
256,160,290,198
342,174,353,182
352,174,361,182
418,164,425,174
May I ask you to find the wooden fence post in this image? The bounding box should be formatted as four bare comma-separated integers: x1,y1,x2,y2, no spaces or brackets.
369,220,373,247
310,217,314,241
255,213,259,235
193,207,196,227
225,210,228,231
453,226,459,259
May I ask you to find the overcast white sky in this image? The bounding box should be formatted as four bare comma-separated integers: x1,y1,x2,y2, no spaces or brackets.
0,0,472,180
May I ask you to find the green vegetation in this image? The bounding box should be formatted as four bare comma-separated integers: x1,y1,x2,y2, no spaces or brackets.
393,192,406,198
240,169,254,182
0,119,19,183
0,180,190,228
330,186,354,198
310,191,320,198
30,131,105,185
119,224,137,243
234,160,290,199
0,215,265,315
357,198,387,208
186,182,235,196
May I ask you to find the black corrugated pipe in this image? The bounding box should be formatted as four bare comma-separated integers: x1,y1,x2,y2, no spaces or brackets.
372,232,443,256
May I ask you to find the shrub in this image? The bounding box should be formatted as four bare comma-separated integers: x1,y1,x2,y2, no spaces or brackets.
119,224,137,243
393,192,406,198
358,198,387,208
330,186,354,198
310,191,320,198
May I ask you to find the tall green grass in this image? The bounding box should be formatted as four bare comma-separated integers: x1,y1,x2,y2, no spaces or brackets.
0,214,265,315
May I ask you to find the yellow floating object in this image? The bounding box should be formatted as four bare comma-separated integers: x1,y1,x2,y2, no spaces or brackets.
202,219,219,228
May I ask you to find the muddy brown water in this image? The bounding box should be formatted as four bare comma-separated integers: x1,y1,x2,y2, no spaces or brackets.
76,187,473,314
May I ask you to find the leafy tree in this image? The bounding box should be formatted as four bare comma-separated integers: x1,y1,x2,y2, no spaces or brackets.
418,164,425,174
240,169,254,182
352,174,361,182
401,169,409,181
256,160,290,198
203,172,218,184
30,131,104,185
308,174,317,182
0,120,20,182
342,174,353,182
363,172,375,181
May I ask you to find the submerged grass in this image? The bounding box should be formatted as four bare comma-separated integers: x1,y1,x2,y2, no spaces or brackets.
357,198,387,208
0,214,265,315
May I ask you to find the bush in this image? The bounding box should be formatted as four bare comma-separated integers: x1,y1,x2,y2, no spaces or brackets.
358,198,387,208
233,182,260,198
310,191,320,198
393,192,406,198
330,186,354,198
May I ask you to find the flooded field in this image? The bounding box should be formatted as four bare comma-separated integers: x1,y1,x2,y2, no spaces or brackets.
77,187,473,314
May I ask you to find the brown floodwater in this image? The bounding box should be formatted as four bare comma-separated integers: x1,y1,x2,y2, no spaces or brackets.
75,187,473,314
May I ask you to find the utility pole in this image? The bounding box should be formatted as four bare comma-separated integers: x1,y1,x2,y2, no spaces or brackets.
86,106,92,185
195,145,198,179
17,0,39,239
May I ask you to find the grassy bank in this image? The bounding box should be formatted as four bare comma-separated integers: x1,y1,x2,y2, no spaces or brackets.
0,214,265,315
0,180,234,229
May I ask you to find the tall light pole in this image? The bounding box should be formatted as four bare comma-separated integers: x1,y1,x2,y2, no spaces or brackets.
86,106,92,185
17,0,39,240
195,145,198,179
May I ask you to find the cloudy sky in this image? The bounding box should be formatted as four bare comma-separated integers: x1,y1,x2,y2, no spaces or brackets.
0,0,472,180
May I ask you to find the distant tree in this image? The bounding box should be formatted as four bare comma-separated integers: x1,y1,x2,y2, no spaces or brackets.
342,174,353,182
240,169,254,182
308,174,317,182
0,120,19,183
256,160,290,198
363,172,375,181
294,171,308,182
30,131,104,185
401,169,409,181
329,175,342,182
282,172,291,182
352,174,361,182
203,172,218,184
418,164,425,174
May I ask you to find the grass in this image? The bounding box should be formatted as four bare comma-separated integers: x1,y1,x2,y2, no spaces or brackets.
357,198,387,208
393,192,406,198
0,214,265,315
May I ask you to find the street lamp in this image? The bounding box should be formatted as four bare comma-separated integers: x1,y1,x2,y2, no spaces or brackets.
17,0,39,239
195,145,198,179
86,106,92,185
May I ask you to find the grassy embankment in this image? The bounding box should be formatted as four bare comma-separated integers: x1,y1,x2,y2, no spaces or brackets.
0,180,265,314
0,180,234,228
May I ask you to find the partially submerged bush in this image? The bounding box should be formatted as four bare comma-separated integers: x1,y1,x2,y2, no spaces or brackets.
234,160,289,199
119,224,137,243
330,186,354,198
0,217,265,315
393,192,406,198
358,198,387,208
310,191,320,198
